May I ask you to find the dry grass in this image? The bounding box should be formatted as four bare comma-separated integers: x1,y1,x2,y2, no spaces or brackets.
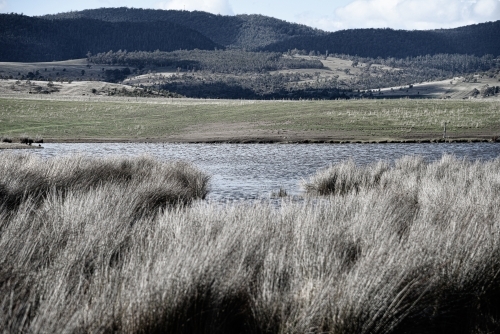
0,153,209,214
2,153,500,333
1,97,499,142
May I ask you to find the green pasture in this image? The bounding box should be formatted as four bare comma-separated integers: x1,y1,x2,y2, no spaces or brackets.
0,97,499,141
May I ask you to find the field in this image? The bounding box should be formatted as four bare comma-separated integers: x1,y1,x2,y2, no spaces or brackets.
0,59,124,82
2,153,500,333
1,96,499,143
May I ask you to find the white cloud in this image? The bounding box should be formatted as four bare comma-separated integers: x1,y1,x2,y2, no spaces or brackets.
0,0,7,11
473,0,499,18
297,0,500,31
156,0,233,15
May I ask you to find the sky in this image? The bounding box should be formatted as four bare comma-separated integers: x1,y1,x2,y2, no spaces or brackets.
1,0,500,32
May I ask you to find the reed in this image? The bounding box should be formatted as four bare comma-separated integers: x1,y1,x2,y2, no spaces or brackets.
1,154,500,333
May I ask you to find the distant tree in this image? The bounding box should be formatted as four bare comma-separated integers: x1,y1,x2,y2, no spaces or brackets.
81,69,85,76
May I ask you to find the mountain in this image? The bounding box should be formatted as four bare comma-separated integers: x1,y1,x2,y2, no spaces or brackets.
1,8,499,63
41,7,326,50
0,13,221,62
262,21,500,58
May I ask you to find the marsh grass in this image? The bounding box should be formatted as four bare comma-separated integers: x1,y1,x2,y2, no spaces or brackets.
2,154,500,333
270,186,288,198
0,153,209,215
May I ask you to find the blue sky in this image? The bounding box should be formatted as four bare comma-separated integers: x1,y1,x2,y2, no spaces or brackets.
1,0,500,31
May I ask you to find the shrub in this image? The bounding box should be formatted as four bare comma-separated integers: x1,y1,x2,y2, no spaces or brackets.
19,136,33,145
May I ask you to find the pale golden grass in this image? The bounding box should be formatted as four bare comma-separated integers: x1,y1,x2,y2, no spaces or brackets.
1,154,500,333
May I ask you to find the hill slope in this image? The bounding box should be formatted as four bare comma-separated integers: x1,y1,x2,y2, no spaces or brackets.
262,21,500,58
2,8,498,63
41,7,326,50
0,14,221,62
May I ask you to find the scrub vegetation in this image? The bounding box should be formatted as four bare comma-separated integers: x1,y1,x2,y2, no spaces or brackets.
1,153,500,333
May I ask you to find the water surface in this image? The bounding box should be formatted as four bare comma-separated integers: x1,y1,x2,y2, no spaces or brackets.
17,143,500,201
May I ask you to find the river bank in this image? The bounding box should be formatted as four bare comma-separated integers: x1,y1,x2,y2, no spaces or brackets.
3,136,497,148
0,142,43,149
1,97,499,145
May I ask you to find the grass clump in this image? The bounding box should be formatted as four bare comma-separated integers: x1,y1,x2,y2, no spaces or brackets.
2,154,500,333
270,186,288,198
0,153,209,215
302,158,391,195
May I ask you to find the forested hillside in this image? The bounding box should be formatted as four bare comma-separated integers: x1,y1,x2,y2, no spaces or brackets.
42,8,325,50
1,9,498,63
88,50,323,73
0,14,220,62
262,21,500,58
85,50,499,100
1,7,499,101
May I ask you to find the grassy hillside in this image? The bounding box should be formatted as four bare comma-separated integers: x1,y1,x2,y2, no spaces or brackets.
0,97,499,143
82,51,499,99
1,52,498,100
0,59,127,83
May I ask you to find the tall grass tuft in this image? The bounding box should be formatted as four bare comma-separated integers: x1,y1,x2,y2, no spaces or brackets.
0,153,210,214
2,154,500,333
301,158,391,196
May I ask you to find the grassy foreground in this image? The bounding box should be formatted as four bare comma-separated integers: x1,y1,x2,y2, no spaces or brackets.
1,97,499,142
2,153,500,333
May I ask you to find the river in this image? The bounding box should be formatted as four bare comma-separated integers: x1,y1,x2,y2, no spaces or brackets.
15,143,500,201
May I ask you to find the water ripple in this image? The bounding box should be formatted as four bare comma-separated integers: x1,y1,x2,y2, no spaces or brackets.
13,143,500,201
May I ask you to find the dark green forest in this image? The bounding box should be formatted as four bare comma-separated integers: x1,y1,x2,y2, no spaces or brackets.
0,13,220,62
262,21,500,58
42,8,500,57
1,9,499,62
42,8,325,50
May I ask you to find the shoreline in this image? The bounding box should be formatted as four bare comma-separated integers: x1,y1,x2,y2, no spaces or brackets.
2,135,499,148
0,142,44,149
39,135,500,144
